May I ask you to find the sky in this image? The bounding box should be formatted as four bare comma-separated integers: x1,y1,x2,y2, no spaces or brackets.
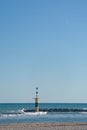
0,0,87,103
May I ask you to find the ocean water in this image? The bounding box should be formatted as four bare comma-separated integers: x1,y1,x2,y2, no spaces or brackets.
0,103,87,124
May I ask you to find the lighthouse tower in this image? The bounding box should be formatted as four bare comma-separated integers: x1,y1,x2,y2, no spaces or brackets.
34,87,39,112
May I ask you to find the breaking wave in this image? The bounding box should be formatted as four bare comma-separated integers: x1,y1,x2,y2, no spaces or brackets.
0,108,47,118
1,107,87,118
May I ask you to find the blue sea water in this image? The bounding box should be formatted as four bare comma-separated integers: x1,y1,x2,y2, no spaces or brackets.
0,103,87,124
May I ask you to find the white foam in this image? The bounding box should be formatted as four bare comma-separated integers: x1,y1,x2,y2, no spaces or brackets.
80,112,87,114
0,111,47,118
18,108,25,114
19,108,47,116
0,114,17,117
24,111,47,116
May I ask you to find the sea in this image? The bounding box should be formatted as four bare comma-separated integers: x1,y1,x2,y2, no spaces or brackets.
0,103,87,124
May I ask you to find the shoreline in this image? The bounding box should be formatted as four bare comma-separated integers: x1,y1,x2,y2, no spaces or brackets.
0,122,87,130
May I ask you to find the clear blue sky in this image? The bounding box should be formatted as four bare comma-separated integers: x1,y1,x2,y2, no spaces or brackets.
0,0,87,103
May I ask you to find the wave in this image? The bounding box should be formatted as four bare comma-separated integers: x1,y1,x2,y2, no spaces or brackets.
79,112,87,114
0,112,47,118
0,108,47,118
1,107,87,118
22,108,47,116
23,111,47,116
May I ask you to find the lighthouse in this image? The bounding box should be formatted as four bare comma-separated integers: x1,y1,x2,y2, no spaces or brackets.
34,87,39,112
23,87,47,115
